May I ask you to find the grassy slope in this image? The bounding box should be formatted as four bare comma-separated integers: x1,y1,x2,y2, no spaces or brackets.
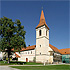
11,65,70,70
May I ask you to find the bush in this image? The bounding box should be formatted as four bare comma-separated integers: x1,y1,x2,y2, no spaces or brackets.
10,61,26,65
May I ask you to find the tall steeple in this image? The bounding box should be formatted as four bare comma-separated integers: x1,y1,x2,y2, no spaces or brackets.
36,10,50,63
40,10,45,20
36,10,49,30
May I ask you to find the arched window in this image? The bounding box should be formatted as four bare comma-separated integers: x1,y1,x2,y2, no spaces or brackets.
28,52,29,54
40,52,41,55
31,51,32,54
46,30,47,36
39,30,41,36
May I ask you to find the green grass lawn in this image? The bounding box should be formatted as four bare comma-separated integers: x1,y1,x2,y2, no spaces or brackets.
0,61,42,65
24,62,43,65
0,61,19,65
11,65,70,70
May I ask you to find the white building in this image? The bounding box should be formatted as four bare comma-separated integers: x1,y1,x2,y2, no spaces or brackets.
0,51,3,60
17,10,62,63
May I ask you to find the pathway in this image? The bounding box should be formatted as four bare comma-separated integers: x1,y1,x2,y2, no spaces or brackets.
0,66,20,70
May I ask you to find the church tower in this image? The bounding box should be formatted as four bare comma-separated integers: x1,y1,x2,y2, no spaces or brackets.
36,10,50,63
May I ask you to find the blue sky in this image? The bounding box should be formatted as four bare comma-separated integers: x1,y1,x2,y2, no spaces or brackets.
0,1,69,49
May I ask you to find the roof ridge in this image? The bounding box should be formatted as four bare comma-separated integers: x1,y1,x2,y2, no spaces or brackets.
21,45,36,51
49,44,59,53
59,48,70,50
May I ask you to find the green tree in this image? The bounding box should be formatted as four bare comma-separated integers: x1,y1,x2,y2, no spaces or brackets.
0,16,26,63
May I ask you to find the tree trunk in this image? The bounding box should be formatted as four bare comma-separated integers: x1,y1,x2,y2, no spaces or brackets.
8,51,10,64
7,47,11,64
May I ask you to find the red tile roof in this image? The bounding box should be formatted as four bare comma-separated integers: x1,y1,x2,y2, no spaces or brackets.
15,53,20,58
49,44,70,55
11,48,14,51
21,44,59,53
12,44,70,55
36,10,49,30
11,48,19,52
11,45,36,52
59,48,70,55
21,45,36,51
49,44,59,53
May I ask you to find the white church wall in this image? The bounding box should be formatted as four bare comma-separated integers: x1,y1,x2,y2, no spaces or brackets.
18,49,35,62
36,37,49,55
36,55,53,63
48,46,53,55
36,25,49,39
36,25,52,63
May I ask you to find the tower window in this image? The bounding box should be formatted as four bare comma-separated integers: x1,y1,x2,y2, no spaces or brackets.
46,30,47,36
28,52,29,54
31,51,32,54
40,53,41,55
39,30,41,36
40,45,41,47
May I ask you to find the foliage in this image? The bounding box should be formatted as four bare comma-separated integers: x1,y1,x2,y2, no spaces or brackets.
0,16,26,63
0,61,24,65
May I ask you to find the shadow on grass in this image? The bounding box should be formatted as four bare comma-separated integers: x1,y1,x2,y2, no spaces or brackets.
10,61,26,65
0,61,42,65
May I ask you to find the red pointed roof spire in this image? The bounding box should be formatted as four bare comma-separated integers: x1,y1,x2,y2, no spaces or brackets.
36,10,49,30
40,10,45,20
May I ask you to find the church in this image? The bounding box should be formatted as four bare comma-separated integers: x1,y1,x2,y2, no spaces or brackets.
15,10,70,64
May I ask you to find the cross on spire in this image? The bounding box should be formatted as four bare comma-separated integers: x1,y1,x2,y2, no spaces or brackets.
41,6,43,10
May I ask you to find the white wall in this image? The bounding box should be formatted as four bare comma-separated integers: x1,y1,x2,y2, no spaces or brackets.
18,49,35,62
36,25,49,39
0,52,3,60
36,25,53,63
36,55,53,63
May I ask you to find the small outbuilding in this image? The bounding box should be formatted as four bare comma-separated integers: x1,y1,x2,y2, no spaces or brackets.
59,48,70,63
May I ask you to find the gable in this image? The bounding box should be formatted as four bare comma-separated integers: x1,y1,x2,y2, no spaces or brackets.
49,44,59,53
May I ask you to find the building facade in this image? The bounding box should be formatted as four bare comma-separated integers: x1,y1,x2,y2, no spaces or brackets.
0,51,3,60
36,10,53,63
15,10,70,64
59,48,70,63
